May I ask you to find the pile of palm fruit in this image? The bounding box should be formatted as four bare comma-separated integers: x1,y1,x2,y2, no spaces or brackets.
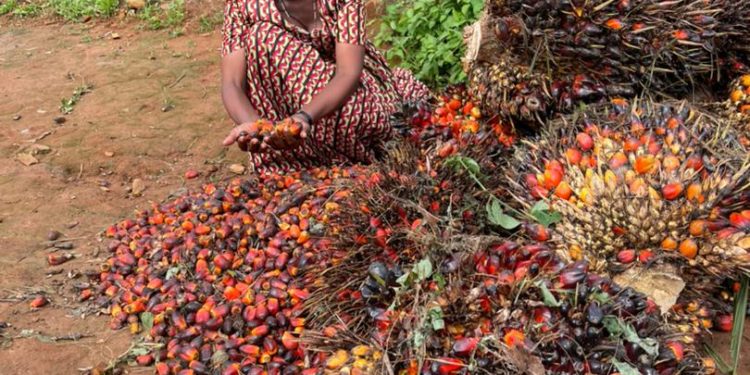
74,2,750,375
468,0,750,128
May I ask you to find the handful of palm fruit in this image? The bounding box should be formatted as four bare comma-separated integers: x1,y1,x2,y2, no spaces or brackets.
240,118,305,151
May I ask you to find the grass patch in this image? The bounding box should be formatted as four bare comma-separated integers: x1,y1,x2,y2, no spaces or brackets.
0,0,18,15
13,2,42,17
197,10,222,33
139,0,184,31
48,0,118,20
60,83,93,114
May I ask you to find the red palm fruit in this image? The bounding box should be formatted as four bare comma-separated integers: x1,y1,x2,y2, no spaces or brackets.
135,354,154,366
503,329,525,347
195,309,210,325
543,168,563,190
155,362,170,375
662,183,683,200
281,331,298,350
685,155,703,171
195,225,211,235
576,132,594,151
240,345,261,357
565,148,582,164
638,250,654,263
623,137,640,152
634,155,656,174
679,239,698,259
730,211,750,230
452,338,479,356
555,181,573,200
223,286,240,301
715,314,733,332
47,253,73,266
179,347,199,362
436,358,464,375
251,325,269,337
525,223,549,242
608,152,628,169
666,341,685,361
29,296,48,308
288,288,310,300
616,249,636,264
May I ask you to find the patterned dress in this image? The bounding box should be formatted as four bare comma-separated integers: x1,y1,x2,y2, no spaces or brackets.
222,0,431,173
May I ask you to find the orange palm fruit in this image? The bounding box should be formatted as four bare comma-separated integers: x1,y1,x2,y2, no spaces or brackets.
679,239,698,259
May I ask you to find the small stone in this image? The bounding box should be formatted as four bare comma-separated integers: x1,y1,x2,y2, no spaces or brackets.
53,116,66,124
126,0,146,9
30,144,51,155
66,221,79,229
16,153,39,166
12,115,21,121
104,151,115,157
54,242,75,250
111,32,121,40
47,230,62,241
229,164,246,175
131,178,146,196
206,165,219,174
100,186,111,192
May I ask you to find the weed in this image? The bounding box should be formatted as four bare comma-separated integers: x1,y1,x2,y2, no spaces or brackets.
139,0,184,31
197,10,222,33
48,0,118,20
13,2,42,17
374,0,483,87
60,83,93,114
0,0,18,15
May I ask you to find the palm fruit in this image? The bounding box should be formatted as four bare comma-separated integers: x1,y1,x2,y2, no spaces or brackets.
304,142,706,375
726,74,750,141
486,0,737,96
467,54,552,126
508,98,750,278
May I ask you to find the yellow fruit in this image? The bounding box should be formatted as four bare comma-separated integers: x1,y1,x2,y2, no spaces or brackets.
327,350,350,369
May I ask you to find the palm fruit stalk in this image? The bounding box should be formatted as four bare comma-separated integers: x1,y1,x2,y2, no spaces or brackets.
485,0,734,96
505,98,750,304
305,143,706,374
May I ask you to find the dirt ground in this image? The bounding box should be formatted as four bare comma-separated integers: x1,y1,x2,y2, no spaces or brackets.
0,9,748,375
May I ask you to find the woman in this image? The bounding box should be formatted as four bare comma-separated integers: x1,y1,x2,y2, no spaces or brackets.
220,0,431,173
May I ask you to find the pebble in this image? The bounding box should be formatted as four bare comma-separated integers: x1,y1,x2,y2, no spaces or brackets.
47,230,62,241
53,116,66,124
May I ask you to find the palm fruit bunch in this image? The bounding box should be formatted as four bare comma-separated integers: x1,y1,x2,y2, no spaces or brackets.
484,0,748,98
303,143,707,375
506,98,750,292
726,74,750,140
89,167,378,374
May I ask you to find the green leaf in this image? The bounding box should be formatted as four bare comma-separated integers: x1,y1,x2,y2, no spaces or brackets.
703,344,733,374
530,201,562,227
611,359,640,375
730,274,749,371
415,258,433,281
590,292,611,304
413,330,425,348
535,280,562,307
396,272,413,288
429,306,445,331
433,272,446,290
603,316,658,356
140,312,154,333
486,198,521,230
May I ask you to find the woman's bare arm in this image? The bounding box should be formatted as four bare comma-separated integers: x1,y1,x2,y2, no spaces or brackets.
297,42,365,123
221,50,261,147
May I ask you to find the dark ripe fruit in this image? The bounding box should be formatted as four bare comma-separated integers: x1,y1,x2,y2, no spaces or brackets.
586,302,603,325
559,262,587,288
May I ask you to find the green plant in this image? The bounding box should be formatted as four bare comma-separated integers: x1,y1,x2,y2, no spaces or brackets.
0,0,18,15
13,2,42,17
374,0,483,88
139,0,184,31
60,83,93,114
197,10,222,33
48,0,118,20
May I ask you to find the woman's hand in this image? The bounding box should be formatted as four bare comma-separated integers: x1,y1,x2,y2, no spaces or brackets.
266,115,310,150
223,121,267,152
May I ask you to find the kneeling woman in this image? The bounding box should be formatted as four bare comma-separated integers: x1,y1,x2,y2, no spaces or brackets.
220,0,430,173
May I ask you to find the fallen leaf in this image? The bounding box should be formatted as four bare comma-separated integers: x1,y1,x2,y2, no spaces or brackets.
16,153,38,166
613,264,685,314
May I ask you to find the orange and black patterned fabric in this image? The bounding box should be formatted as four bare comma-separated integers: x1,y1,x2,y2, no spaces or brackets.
222,0,431,173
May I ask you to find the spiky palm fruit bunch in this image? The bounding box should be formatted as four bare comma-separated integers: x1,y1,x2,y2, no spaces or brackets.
508,98,750,278
305,145,706,375
486,0,730,95
726,74,750,132
467,56,551,126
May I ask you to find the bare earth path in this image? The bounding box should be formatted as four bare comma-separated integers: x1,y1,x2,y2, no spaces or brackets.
0,13,747,375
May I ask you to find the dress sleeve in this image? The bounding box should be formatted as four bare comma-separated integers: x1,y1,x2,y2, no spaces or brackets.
336,0,366,45
222,0,250,56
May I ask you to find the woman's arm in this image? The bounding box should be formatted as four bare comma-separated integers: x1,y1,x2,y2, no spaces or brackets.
221,50,263,148
297,43,365,123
